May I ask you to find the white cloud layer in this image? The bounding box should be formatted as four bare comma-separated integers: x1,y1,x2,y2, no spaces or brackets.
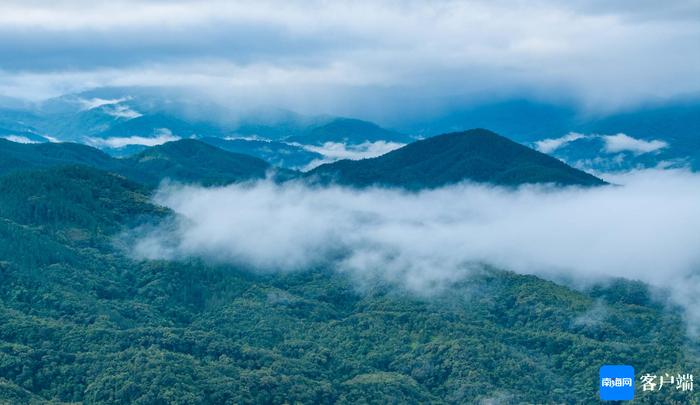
534,132,668,155
2,135,39,144
535,132,587,154
79,97,129,110
130,169,700,333
298,141,405,171
602,133,668,154
102,104,142,119
88,132,180,148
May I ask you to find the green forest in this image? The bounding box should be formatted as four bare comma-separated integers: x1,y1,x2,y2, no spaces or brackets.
0,165,697,404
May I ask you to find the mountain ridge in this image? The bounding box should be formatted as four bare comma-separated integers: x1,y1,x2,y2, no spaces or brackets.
0,138,272,186
1,130,604,189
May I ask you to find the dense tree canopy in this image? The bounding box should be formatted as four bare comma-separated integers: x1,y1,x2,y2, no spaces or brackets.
0,165,696,404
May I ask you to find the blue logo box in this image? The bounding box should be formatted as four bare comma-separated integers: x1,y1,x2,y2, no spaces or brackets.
600,365,635,401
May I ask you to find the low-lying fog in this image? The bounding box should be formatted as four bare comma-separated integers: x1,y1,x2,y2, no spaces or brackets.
130,169,700,333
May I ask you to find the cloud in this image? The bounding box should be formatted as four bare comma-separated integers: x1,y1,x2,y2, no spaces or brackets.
2,135,39,144
87,131,179,148
534,132,669,156
130,169,700,333
102,104,142,119
602,133,668,154
298,140,405,171
535,132,588,154
0,0,698,112
79,97,128,110
77,96,142,119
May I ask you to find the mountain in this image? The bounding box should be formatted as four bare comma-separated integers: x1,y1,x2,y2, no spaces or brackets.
232,107,331,140
0,138,119,176
536,134,684,173
0,138,275,186
94,112,222,140
0,164,693,404
0,127,48,144
397,97,700,171
0,165,164,236
576,99,700,170
123,139,273,186
201,137,323,169
287,118,411,146
308,129,605,188
34,106,132,142
4,88,699,173
583,99,700,146
0,108,47,143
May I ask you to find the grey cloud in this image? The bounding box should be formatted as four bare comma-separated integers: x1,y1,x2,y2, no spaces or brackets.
0,0,698,111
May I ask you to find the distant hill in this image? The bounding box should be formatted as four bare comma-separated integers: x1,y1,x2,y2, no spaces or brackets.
397,98,700,171
580,99,700,170
537,134,681,173
201,137,322,169
307,129,605,188
94,112,222,140
0,138,275,186
287,118,411,145
0,127,48,143
232,107,330,140
5,88,699,172
123,139,272,186
0,139,118,176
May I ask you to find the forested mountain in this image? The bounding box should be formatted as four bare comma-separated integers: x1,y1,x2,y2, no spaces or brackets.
0,139,119,176
0,139,273,186
396,98,700,171
122,139,273,186
2,130,605,189
0,165,695,404
0,166,165,236
308,129,605,188
4,89,699,175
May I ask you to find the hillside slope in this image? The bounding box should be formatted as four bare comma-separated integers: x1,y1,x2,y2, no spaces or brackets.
0,165,693,404
0,138,274,186
0,139,118,176
123,139,272,186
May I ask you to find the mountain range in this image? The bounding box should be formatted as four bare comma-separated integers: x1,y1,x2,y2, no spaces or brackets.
0,138,273,187
2,88,699,173
0,108,696,403
0,129,604,188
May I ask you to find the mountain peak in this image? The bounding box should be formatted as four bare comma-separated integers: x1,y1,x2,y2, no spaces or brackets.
307,128,605,188
125,139,271,186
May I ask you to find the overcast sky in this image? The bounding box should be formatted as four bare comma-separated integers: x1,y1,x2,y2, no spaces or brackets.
1,0,699,114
